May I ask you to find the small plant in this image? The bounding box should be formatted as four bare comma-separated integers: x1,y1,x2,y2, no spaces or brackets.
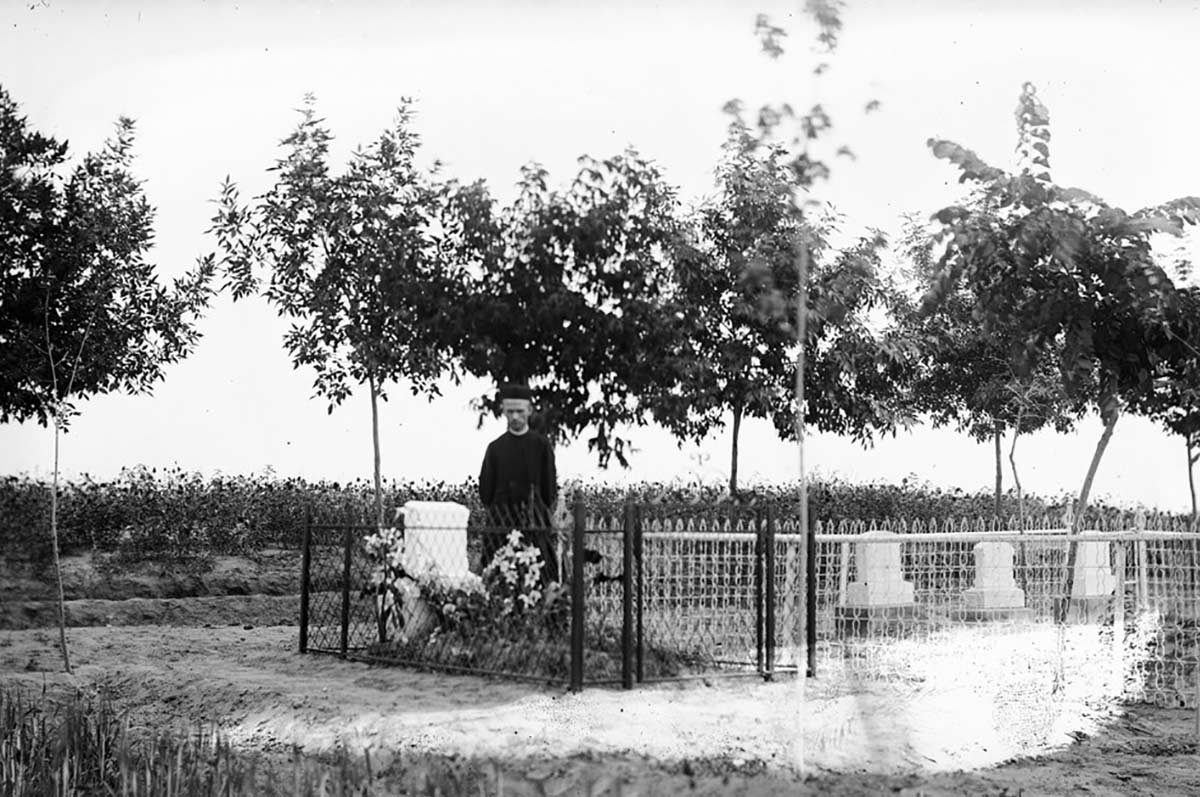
482,530,551,617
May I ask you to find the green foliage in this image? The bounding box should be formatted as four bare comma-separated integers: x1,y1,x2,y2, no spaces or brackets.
647,124,810,468
438,151,685,468
0,85,216,427
0,684,504,795
363,529,707,682
922,84,1195,415
1128,283,1200,517
1131,285,1200,440
212,96,456,409
209,95,460,528
921,83,1200,542
0,467,402,566
648,50,909,492
898,215,1078,445
1,470,1175,570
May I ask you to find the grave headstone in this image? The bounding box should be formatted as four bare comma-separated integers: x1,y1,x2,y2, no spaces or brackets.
393,501,472,639
843,530,915,608
1071,531,1116,599
398,501,472,578
963,541,1028,613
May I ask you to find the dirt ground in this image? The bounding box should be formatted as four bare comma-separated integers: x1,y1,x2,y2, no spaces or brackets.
3,554,1200,795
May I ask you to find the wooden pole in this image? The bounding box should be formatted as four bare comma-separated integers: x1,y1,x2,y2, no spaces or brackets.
1112,541,1125,680
622,503,635,690
299,507,312,653
755,509,765,675
765,507,777,679
570,499,586,692
339,522,353,657
806,512,817,678
635,505,645,684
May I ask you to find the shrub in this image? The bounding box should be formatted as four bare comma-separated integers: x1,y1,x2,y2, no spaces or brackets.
0,468,1183,569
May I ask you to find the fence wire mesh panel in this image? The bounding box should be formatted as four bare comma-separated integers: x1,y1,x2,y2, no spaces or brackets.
298,502,1200,702
809,522,1200,709
635,505,768,680
1118,531,1200,706
303,522,368,655
302,503,577,685
576,512,627,685
772,519,807,672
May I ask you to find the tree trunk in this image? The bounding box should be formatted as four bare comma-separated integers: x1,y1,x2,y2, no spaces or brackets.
729,403,743,498
1056,409,1120,623
51,412,72,674
1009,410,1025,525
993,424,1003,520
1187,433,1199,593
1187,433,1198,526
1009,413,1027,592
795,231,811,677
368,372,384,530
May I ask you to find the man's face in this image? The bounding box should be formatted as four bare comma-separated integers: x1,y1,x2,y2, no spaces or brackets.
501,399,532,433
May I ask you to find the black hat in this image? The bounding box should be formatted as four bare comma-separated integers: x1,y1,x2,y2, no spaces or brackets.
497,383,533,402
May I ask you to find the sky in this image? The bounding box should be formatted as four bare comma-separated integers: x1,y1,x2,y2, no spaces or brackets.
1,0,1199,512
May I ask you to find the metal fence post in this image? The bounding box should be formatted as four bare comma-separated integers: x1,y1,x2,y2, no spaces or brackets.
634,504,644,684
570,499,586,692
806,507,817,678
340,522,353,658
299,507,312,654
755,508,764,675
1136,540,1149,613
1113,540,1126,674
837,539,851,608
764,507,776,679
622,503,635,690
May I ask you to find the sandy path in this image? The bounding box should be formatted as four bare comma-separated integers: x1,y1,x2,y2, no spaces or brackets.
5,622,1199,797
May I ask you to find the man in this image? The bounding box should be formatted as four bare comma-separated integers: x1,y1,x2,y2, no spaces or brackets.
478,383,559,583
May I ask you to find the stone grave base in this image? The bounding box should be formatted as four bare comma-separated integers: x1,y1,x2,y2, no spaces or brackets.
1066,595,1113,624
956,606,1035,623
397,580,437,641
835,604,921,637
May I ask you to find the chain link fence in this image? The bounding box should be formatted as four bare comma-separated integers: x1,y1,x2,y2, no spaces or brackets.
299,501,1200,707
800,517,1200,709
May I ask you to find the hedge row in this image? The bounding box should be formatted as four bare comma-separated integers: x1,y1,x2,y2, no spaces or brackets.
2,464,1145,566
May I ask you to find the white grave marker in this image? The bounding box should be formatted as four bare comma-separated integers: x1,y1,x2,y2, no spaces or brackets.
963,541,1026,610
844,530,915,608
1071,531,1116,599
392,501,471,639
397,501,471,578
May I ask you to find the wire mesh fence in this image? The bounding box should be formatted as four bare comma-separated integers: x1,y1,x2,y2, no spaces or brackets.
302,503,582,685
299,500,1200,706
802,519,1200,708
636,506,767,680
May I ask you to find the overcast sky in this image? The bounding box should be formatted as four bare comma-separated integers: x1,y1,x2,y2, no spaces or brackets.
2,0,1198,512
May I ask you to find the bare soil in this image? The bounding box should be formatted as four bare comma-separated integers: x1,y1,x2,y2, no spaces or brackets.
3,553,1200,795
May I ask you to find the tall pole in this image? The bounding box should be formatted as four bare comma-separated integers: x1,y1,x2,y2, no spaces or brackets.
570,499,586,692
796,231,810,670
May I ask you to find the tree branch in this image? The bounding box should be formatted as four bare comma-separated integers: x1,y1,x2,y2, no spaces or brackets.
43,285,60,411
63,304,100,402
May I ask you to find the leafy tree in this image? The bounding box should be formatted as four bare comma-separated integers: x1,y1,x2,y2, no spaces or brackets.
898,216,1078,519
1129,282,1200,523
921,82,1199,616
0,86,216,671
645,123,810,495
210,96,458,528
681,3,907,503
655,119,913,495
436,151,684,468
